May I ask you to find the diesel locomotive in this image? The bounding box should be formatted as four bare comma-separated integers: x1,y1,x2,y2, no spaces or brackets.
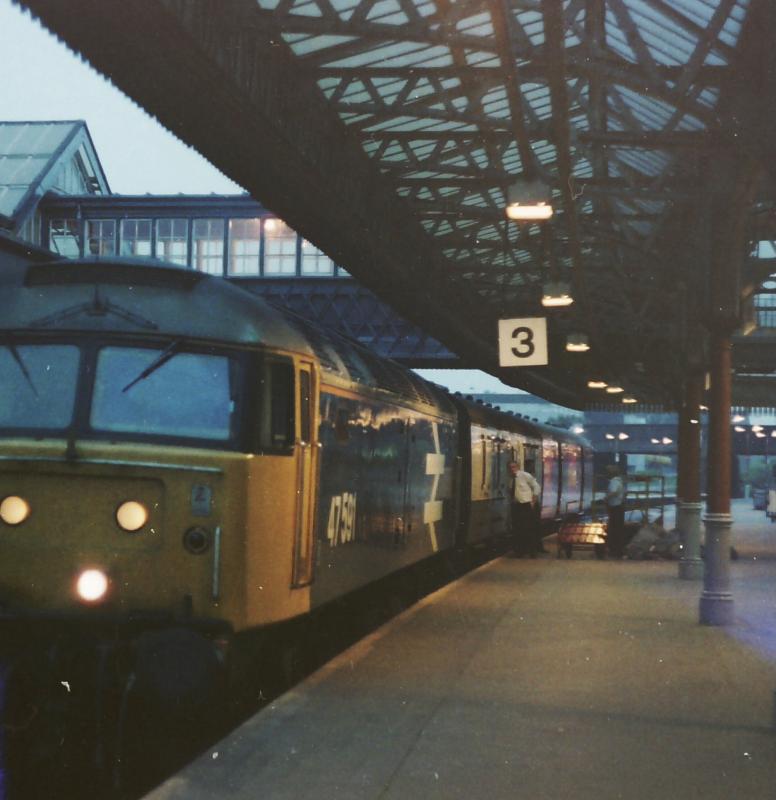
0,257,592,780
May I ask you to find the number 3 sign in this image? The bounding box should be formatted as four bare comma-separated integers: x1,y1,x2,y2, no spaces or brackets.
498,317,548,367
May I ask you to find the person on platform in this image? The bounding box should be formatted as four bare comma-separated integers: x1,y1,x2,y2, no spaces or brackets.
606,465,626,558
508,460,541,557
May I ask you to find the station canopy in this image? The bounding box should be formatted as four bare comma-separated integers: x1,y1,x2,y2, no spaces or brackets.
19,0,776,408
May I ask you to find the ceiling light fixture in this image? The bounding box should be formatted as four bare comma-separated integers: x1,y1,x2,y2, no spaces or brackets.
505,178,554,221
541,280,573,307
565,333,590,352
605,385,624,394
587,380,607,389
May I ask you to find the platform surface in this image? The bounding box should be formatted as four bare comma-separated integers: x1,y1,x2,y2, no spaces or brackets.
147,499,776,800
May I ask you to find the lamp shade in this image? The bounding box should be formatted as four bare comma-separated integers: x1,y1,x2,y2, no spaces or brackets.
505,179,554,220
541,280,573,307
565,333,589,352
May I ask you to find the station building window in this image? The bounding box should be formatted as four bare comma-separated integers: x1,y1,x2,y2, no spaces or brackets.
86,219,116,256
263,219,297,275
193,218,225,275
49,218,81,257
228,218,261,275
301,239,334,276
155,219,189,266
120,219,152,257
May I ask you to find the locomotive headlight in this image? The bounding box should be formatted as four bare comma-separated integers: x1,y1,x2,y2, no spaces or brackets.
0,496,31,526
116,500,148,532
76,569,109,603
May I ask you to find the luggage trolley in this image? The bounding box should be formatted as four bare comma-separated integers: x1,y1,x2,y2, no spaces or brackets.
556,518,607,559
556,497,607,559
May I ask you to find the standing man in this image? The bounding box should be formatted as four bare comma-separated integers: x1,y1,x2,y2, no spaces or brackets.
606,465,626,558
509,460,541,557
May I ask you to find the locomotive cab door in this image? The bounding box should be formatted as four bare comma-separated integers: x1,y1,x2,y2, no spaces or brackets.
292,360,319,587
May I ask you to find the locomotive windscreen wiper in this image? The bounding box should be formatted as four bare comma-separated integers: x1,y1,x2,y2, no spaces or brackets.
122,340,182,393
2,336,39,397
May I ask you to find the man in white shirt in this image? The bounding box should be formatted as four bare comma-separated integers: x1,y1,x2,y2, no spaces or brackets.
508,461,541,557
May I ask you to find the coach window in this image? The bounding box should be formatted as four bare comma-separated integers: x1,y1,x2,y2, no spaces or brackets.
193,219,226,275
256,359,294,451
155,219,189,265
263,219,297,275
49,218,81,257
86,219,116,256
120,219,152,257
300,239,334,276
228,218,261,276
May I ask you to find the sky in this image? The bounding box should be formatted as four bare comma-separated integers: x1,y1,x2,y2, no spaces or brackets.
0,0,524,396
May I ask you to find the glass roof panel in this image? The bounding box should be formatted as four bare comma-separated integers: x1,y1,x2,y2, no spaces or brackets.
284,33,358,56
0,120,79,219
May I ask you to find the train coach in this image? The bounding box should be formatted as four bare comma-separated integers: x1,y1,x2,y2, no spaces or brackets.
0,257,592,776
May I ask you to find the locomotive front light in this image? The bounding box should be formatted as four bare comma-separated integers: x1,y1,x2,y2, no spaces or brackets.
76,569,109,603
116,500,148,532
0,496,31,526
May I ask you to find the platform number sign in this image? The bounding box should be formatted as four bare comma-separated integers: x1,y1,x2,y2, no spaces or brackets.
498,317,548,367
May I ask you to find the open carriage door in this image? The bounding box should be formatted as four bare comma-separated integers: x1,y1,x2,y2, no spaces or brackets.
292,360,318,587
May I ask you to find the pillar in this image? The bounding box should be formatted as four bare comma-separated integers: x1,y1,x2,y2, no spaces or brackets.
678,373,704,580
700,329,734,625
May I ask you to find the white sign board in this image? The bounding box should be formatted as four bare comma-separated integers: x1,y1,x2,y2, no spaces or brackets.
498,317,548,367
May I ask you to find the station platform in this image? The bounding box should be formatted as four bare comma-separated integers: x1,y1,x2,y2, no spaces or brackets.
147,499,776,800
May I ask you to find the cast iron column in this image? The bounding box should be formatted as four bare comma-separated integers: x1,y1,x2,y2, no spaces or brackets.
700,330,734,624
678,372,704,580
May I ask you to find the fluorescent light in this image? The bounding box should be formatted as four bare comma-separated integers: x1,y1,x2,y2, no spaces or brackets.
587,380,607,389
506,202,553,221
618,432,629,440
662,437,672,445
605,385,624,394
541,281,573,307
734,426,746,432
622,397,637,404
505,178,554,221
566,333,590,352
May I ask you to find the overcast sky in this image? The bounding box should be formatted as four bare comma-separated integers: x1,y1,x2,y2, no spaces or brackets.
0,0,526,396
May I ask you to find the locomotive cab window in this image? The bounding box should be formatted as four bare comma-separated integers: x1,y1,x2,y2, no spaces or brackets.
90,345,241,443
0,343,80,432
255,359,294,452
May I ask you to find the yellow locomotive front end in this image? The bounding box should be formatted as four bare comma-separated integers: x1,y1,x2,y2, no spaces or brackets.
0,440,246,625
0,262,328,786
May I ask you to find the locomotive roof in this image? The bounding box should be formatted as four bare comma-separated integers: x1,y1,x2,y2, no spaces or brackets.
0,257,315,353
0,258,452,411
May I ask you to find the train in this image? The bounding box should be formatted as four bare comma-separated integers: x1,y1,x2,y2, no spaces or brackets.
0,256,593,781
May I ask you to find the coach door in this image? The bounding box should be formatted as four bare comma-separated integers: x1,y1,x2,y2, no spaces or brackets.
292,361,318,587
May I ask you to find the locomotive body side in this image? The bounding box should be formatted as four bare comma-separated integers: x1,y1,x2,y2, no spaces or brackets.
310,381,458,608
